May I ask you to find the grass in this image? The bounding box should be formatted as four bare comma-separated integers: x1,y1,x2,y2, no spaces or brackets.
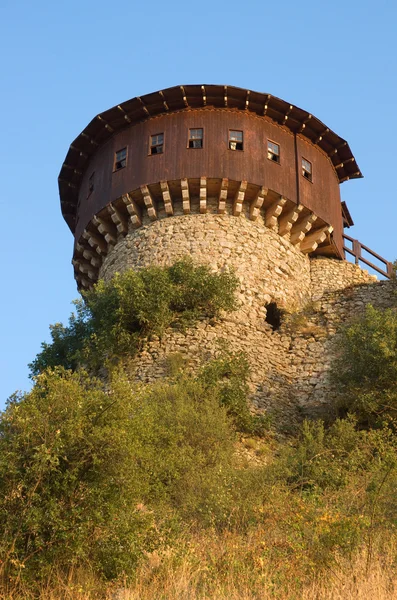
1,533,396,599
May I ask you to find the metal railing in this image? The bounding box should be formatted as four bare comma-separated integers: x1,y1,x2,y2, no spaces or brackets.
343,234,394,279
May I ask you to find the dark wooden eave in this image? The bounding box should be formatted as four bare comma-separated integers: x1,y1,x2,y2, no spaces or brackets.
59,84,363,233
341,201,354,228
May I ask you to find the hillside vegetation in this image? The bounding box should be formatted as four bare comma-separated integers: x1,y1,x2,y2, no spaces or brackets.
1,261,397,599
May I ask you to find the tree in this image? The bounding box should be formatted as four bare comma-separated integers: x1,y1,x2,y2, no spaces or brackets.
332,304,397,428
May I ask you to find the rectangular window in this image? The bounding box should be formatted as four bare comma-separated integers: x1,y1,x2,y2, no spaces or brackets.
302,157,312,181
229,130,243,151
150,133,164,155
188,128,203,148
87,172,95,197
114,147,127,171
267,140,280,163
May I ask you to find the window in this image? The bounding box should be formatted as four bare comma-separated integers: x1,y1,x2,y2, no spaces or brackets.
114,147,127,171
87,172,95,197
267,141,280,163
302,157,312,181
188,128,203,148
229,130,243,151
150,133,164,155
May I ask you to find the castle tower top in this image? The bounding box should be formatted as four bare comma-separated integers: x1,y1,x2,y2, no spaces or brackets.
59,85,363,290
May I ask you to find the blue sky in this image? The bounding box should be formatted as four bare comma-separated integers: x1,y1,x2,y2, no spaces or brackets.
0,0,396,408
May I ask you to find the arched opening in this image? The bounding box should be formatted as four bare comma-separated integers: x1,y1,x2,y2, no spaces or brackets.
265,302,283,331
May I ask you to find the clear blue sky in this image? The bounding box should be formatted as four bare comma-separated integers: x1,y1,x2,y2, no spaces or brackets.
0,0,396,408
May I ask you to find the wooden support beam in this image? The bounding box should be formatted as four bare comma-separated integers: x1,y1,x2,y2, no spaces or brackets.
158,90,169,111
263,94,271,115
199,176,207,214
72,259,97,281
245,90,250,110
218,178,228,214
160,180,173,216
181,178,190,214
122,193,142,228
140,185,157,221
233,180,247,216
79,276,90,289
265,197,287,229
117,105,132,124
249,186,268,221
75,242,101,267
107,203,128,235
300,225,333,254
282,104,293,125
201,85,206,106
92,215,117,246
290,213,318,245
298,114,312,133
82,229,107,255
278,204,304,237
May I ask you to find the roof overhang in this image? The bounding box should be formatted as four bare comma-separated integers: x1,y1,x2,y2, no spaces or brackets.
59,84,363,232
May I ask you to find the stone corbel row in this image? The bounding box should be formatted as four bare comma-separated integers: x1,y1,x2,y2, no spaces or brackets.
72,177,333,290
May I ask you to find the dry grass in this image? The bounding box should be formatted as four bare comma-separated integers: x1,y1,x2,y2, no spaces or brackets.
2,530,395,600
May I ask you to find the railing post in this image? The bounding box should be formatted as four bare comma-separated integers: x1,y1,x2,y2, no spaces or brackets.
387,262,395,279
352,239,361,265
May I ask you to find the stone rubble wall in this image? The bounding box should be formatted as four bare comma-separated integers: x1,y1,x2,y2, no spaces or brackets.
99,213,396,430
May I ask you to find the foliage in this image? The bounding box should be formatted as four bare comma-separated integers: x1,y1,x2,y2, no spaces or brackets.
0,369,153,584
198,350,270,435
29,259,238,376
0,366,239,586
133,377,236,526
278,416,397,493
6,263,397,596
331,304,397,427
3,365,397,593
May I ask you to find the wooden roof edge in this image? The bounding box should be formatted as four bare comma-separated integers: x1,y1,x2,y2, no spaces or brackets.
341,200,354,228
59,84,363,223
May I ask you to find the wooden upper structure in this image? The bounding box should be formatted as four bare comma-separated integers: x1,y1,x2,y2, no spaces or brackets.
59,85,365,288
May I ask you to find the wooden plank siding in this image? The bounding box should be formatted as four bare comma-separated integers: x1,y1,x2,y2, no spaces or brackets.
74,108,344,256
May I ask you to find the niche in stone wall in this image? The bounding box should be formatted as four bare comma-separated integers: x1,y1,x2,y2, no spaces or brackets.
265,302,283,331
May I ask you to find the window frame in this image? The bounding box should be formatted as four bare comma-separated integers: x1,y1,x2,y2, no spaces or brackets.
267,140,280,164
113,147,127,172
301,157,313,182
149,133,164,155
188,128,204,149
229,129,244,151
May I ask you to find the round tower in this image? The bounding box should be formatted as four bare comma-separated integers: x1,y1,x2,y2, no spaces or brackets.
60,85,392,422
59,85,361,293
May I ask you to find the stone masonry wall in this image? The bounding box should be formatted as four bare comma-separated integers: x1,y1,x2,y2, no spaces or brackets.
99,213,396,430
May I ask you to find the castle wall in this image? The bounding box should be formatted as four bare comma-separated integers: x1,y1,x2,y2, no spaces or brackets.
99,214,396,430
100,211,312,318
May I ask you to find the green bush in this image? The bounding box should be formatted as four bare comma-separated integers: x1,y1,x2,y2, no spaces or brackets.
0,365,242,587
29,259,238,376
134,377,237,526
277,416,397,493
198,350,270,435
0,369,154,583
332,304,397,427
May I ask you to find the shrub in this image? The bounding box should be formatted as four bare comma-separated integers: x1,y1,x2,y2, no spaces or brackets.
29,259,238,376
0,369,154,584
198,350,270,435
134,377,237,526
331,304,397,427
0,365,240,587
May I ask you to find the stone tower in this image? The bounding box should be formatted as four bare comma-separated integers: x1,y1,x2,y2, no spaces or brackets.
59,85,394,423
